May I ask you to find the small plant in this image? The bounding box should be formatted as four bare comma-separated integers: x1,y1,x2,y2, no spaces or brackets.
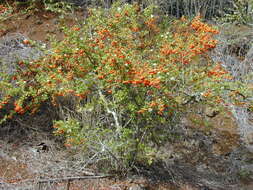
43,0,74,14
0,3,13,21
219,0,253,25
238,169,253,180
14,0,73,14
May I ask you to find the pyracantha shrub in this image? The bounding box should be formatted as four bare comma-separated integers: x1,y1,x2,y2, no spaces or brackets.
0,2,251,170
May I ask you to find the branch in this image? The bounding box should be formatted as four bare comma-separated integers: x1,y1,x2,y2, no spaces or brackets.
0,175,113,185
36,175,113,184
182,91,203,105
98,89,121,133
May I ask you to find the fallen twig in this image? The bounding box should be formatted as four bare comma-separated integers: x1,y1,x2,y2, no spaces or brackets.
0,175,114,185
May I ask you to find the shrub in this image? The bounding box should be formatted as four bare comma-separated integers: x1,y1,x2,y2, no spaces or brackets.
0,3,13,22
219,0,253,25
13,0,73,14
0,2,251,171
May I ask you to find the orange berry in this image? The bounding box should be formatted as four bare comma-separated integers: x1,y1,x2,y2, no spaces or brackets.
73,27,80,31
23,39,30,45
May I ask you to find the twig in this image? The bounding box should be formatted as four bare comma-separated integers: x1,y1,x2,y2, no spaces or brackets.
66,179,70,190
82,150,102,168
36,175,114,183
0,175,113,185
15,118,40,131
98,139,120,164
98,90,121,133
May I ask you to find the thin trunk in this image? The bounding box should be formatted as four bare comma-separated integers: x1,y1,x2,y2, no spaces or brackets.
186,0,190,17
219,0,223,16
211,0,216,18
202,0,210,18
170,0,173,16
194,0,199,15
176,0,180,17
191,0,194,16
183,0,186,16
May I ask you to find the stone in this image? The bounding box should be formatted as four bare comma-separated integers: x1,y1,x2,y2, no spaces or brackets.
0,33,44,76
246,132,253,145
128,184,146,190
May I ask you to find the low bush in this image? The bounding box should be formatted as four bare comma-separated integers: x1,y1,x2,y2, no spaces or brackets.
12,0,73,14
0,2,251,171
219,0,253,25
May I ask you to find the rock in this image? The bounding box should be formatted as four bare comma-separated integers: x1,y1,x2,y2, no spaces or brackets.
128,184,146,190
0,33,44,76
246,132,253,145
0,33,44,99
